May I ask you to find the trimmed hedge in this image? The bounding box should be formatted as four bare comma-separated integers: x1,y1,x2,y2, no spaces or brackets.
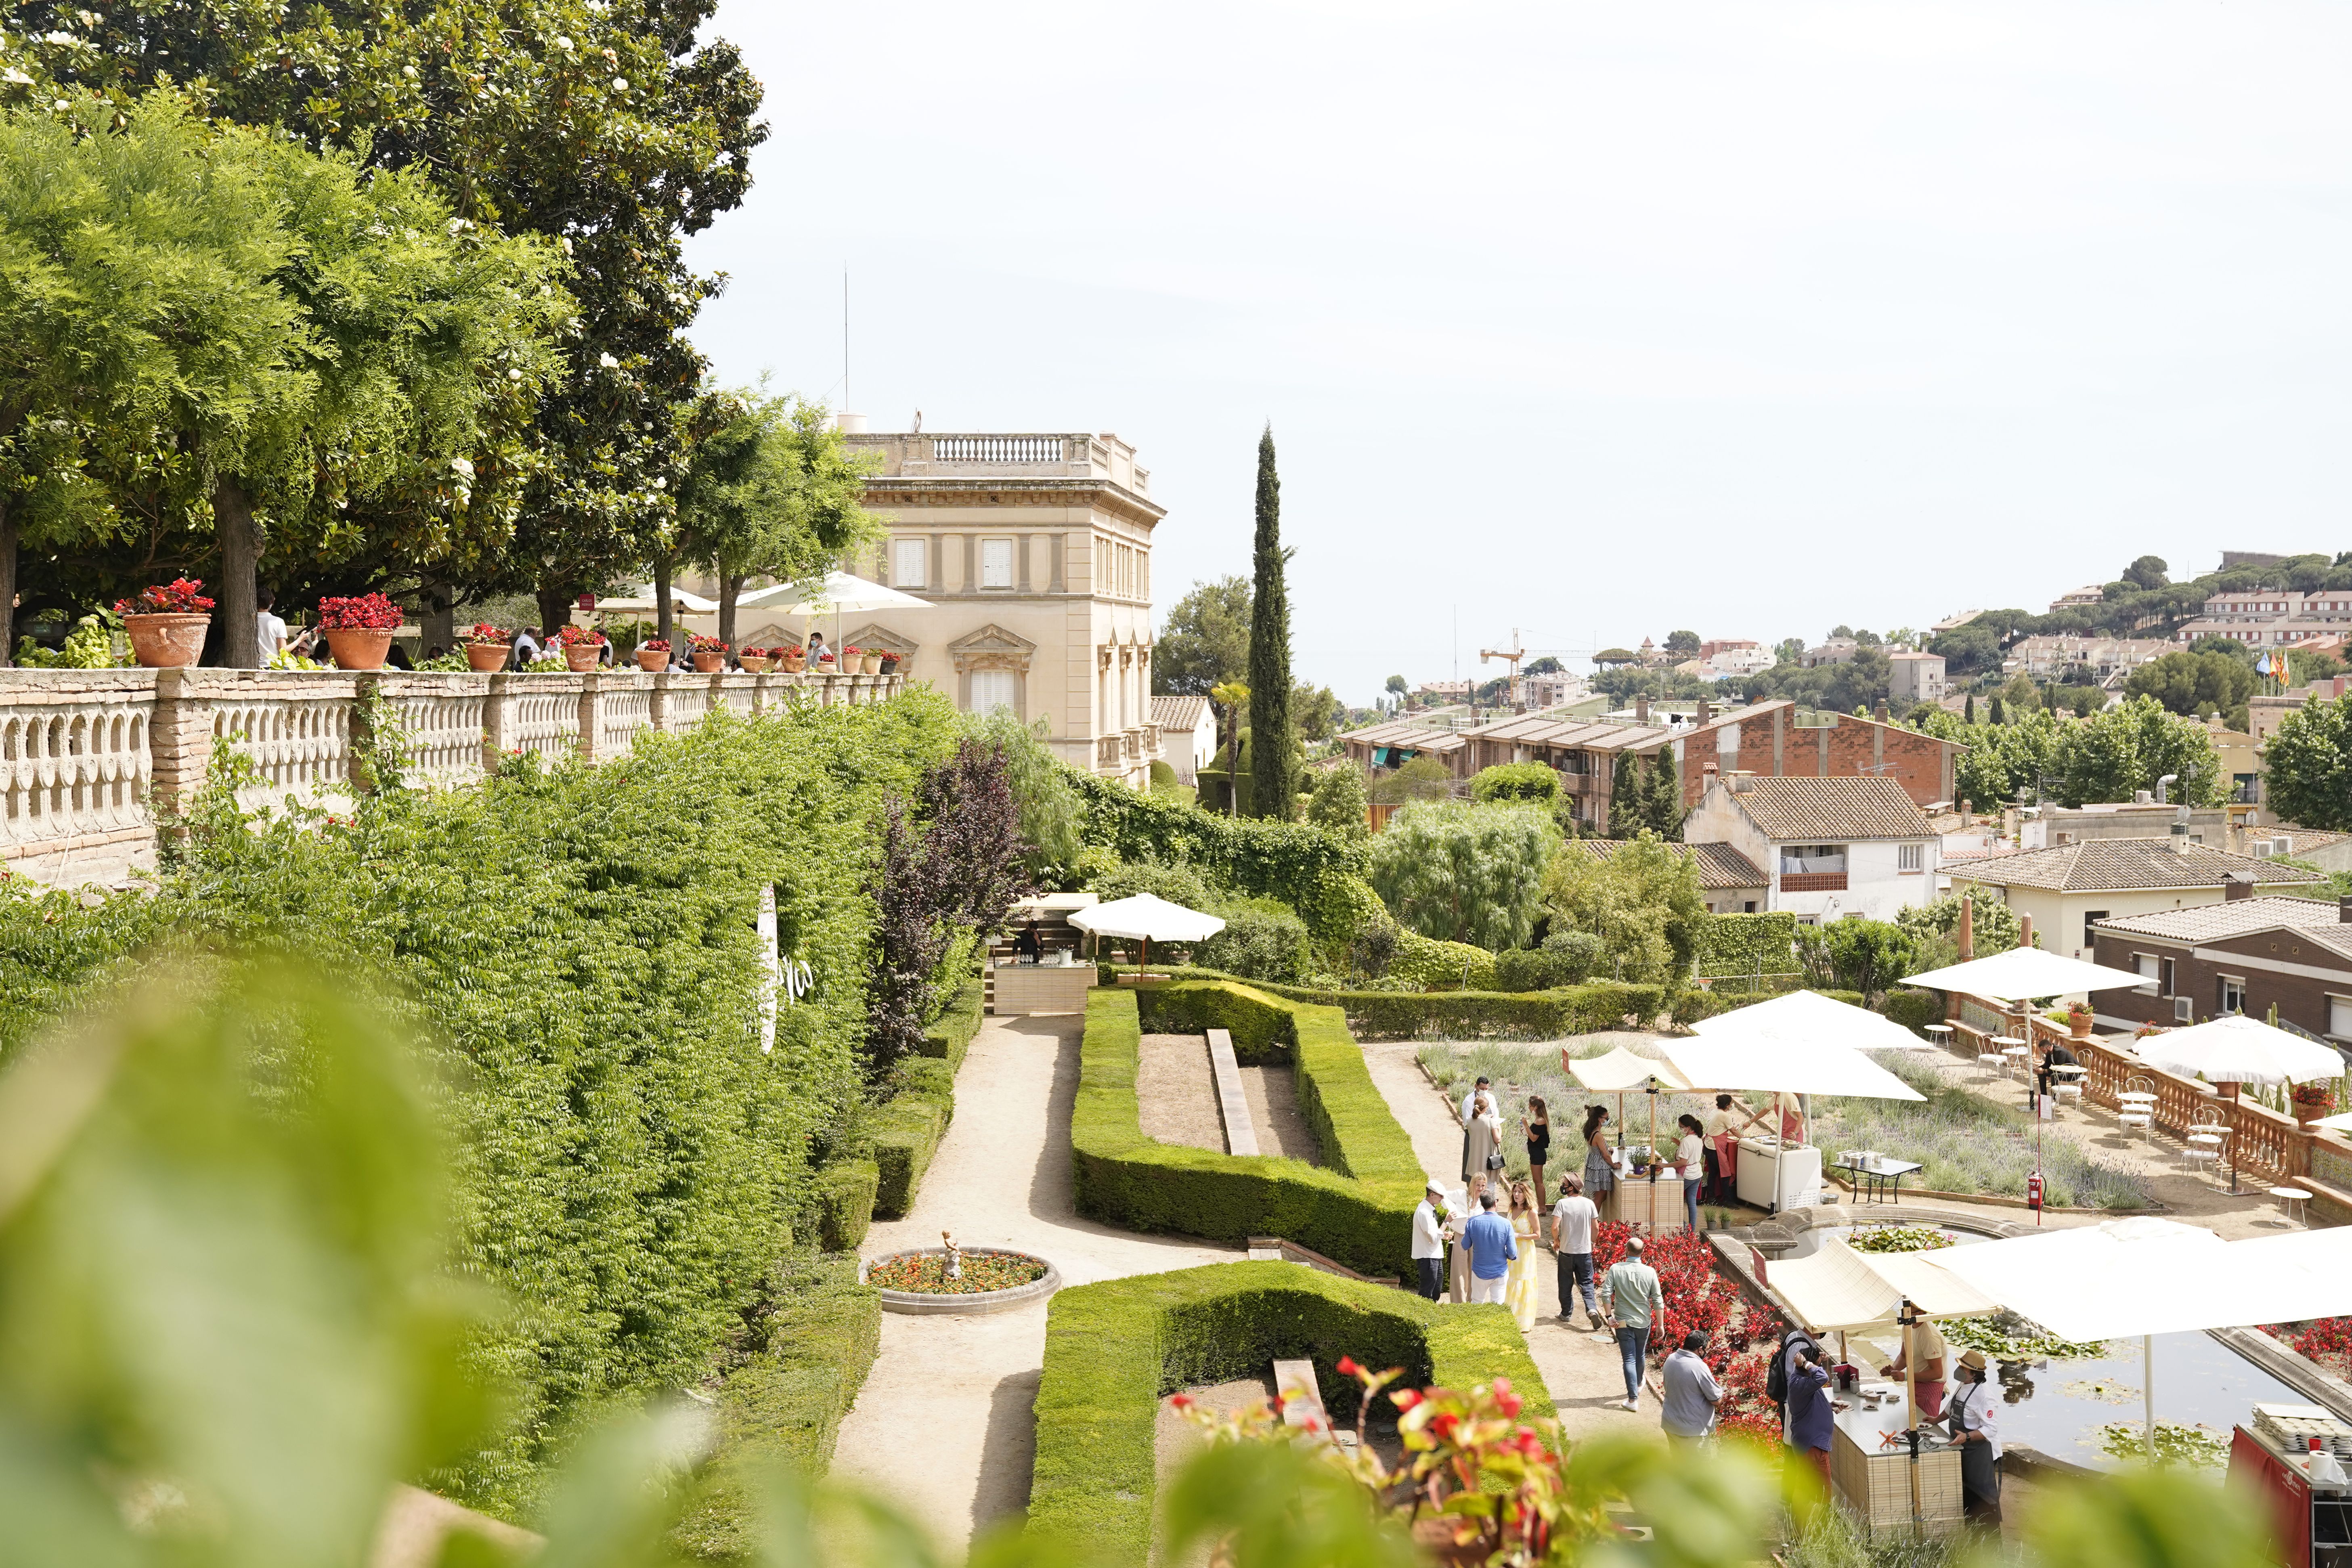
1074,983,1423,1277
673,1256,883,1560
1028,1262,1552,1560
812,1156,879,1253
1101,964,1669,1041
1884,986,1942,1035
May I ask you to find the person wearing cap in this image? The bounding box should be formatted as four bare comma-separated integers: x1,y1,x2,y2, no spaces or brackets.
1411,1178,1451,1301
1939,1348,2002,1525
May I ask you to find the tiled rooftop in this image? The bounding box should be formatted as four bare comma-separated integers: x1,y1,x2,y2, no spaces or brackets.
1957,839,2327,893
1724,776,1934,841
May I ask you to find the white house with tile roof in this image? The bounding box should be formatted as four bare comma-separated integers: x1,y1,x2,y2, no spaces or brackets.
1949,838,2326,960
1683,774,1939,922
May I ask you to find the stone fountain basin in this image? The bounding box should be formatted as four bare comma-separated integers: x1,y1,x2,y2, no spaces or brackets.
860,1247,1063,1316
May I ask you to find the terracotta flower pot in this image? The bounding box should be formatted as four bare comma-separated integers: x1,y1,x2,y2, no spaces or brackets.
122,613,210,669
692,651,724,673
563,644,602,672
860,653,883,674
782,656,807,673
2069,1014,2093,1040
323,627,395,670
739,654,775,673
635,648,668,672
464,642,507,673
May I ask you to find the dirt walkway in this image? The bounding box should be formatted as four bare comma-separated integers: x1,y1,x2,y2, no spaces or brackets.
832,1014,1232,1553
1361,1042,1662,1443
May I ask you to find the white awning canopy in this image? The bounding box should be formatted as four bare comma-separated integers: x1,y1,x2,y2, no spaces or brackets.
1912,1217,2230,1342
1659,1038,1926,1101
1066,894,1226,944
1693,988,1935,1051
2132,1014,2347,1087
593,583,720,615
1903,948,2148,1001
1767,1235,2002,1333
1568,1046,1693,1093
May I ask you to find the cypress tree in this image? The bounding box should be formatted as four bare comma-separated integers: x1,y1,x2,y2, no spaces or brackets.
1608,751,1643,838
1246,424,1296,818
1964,693,1976,725
1646,747,1684,840
1990,694,2006,725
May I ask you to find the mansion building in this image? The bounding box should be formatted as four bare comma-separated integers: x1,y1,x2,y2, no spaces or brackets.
832,426,1163,786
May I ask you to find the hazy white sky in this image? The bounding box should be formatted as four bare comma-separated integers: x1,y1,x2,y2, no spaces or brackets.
684,2,2352,703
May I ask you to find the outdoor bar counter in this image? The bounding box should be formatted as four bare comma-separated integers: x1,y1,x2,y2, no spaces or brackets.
990,958,1095,1015
1828,1382,1965,1539
1599,1167,1689,1233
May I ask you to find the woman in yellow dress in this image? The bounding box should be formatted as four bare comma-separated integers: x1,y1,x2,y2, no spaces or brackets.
1505,1178,1540,1331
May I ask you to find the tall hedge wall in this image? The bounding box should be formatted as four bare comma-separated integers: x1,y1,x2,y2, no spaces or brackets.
0,691,965,1521
1069,770,1373,939
1073,984,1424,1276
1029,1262,1551,1561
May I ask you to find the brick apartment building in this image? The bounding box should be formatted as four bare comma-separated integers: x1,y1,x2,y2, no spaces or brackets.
1672,700,1965,812
2090,892,2352,1047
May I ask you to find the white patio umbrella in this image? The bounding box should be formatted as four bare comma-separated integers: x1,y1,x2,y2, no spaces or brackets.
2132,1013,2346,1086
737,571,931,662
1693,988,1935,1050
1568,1047,1693,1171
1659,1037,1924,1216
1066,893,1225,978
1903,948,2148,1002
595,583,719,614
1768,1234,2003,1449
1912,1217,2352,1459
2311,1109,2352,1133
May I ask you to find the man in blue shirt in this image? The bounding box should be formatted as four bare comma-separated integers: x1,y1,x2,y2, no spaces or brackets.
1462,1189,1518,1306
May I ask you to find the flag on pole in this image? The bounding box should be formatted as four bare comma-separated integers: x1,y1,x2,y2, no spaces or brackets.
2255,651,2274,677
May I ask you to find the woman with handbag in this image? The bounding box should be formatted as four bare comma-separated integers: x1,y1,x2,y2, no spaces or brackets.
1464,1092,1504,1184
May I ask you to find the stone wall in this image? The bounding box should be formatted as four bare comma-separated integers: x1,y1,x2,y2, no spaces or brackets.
0,667,906,887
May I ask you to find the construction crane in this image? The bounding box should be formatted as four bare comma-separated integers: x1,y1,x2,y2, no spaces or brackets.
1477,629,1602,711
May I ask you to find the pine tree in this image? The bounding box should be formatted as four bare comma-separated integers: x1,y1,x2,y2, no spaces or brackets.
1646,748,1684,840
1245,425,1296,819
1608,751,1644,838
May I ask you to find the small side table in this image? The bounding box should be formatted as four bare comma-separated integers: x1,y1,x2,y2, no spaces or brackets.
2269,1186,2312,1228
1836,1156,1924,1206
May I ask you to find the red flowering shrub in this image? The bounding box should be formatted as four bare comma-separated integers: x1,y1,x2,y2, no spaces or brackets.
2270,1317,2352,1375
1591,1218,1786,1436
464,623,509,644
637,638,670,653
689,633,727,652
556,625,607,648
115,578,214,615
316,593,403,630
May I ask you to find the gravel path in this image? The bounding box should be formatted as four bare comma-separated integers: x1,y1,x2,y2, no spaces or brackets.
1137,1032,1321,1163
832,1013,1233,1552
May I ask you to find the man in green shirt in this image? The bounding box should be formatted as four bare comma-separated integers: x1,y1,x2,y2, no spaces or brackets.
1601,1235,1665,1412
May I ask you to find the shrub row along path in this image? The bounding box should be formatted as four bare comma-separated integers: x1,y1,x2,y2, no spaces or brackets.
833,1014,1229,1553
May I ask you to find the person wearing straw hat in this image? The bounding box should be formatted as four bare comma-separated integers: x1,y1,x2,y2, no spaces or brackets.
1939,1349,2003,1526
1410,1179,1451,1302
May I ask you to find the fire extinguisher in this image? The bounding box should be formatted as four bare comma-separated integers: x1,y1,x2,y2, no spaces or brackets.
2026,1171,2044,1220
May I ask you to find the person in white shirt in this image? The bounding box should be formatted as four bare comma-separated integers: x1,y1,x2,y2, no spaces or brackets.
1411,1179,1451,1301
255,590,289,665
1549,1177,1601,1330
1675,1114,1706,1232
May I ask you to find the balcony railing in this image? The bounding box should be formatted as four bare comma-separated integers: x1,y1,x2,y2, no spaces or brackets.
1,668,906,887
931,436,1064,464
1779,872,1849,892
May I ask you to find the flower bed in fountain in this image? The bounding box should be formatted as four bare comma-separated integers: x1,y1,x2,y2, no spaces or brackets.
861,1246,1061,1316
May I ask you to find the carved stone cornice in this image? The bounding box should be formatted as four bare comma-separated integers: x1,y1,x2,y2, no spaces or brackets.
862,476,1165,528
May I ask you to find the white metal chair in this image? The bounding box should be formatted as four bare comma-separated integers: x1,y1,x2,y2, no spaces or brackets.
2183,1132,2223,1178
2115,1076,2157,1144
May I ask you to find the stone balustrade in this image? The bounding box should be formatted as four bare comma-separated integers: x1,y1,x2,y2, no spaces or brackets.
0,667,906,887
1947,998,2352,1218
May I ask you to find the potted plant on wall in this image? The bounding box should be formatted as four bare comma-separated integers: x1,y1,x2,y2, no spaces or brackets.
689,633,728,673
635,637,670,673
556,623,607,672
2291,1083,2337,1125
738,646,777,673
2067,1001,2095,1039
114,579,214,667
462,623,510,673
316,592,405,669
778,642,807,673
878,648,901,675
